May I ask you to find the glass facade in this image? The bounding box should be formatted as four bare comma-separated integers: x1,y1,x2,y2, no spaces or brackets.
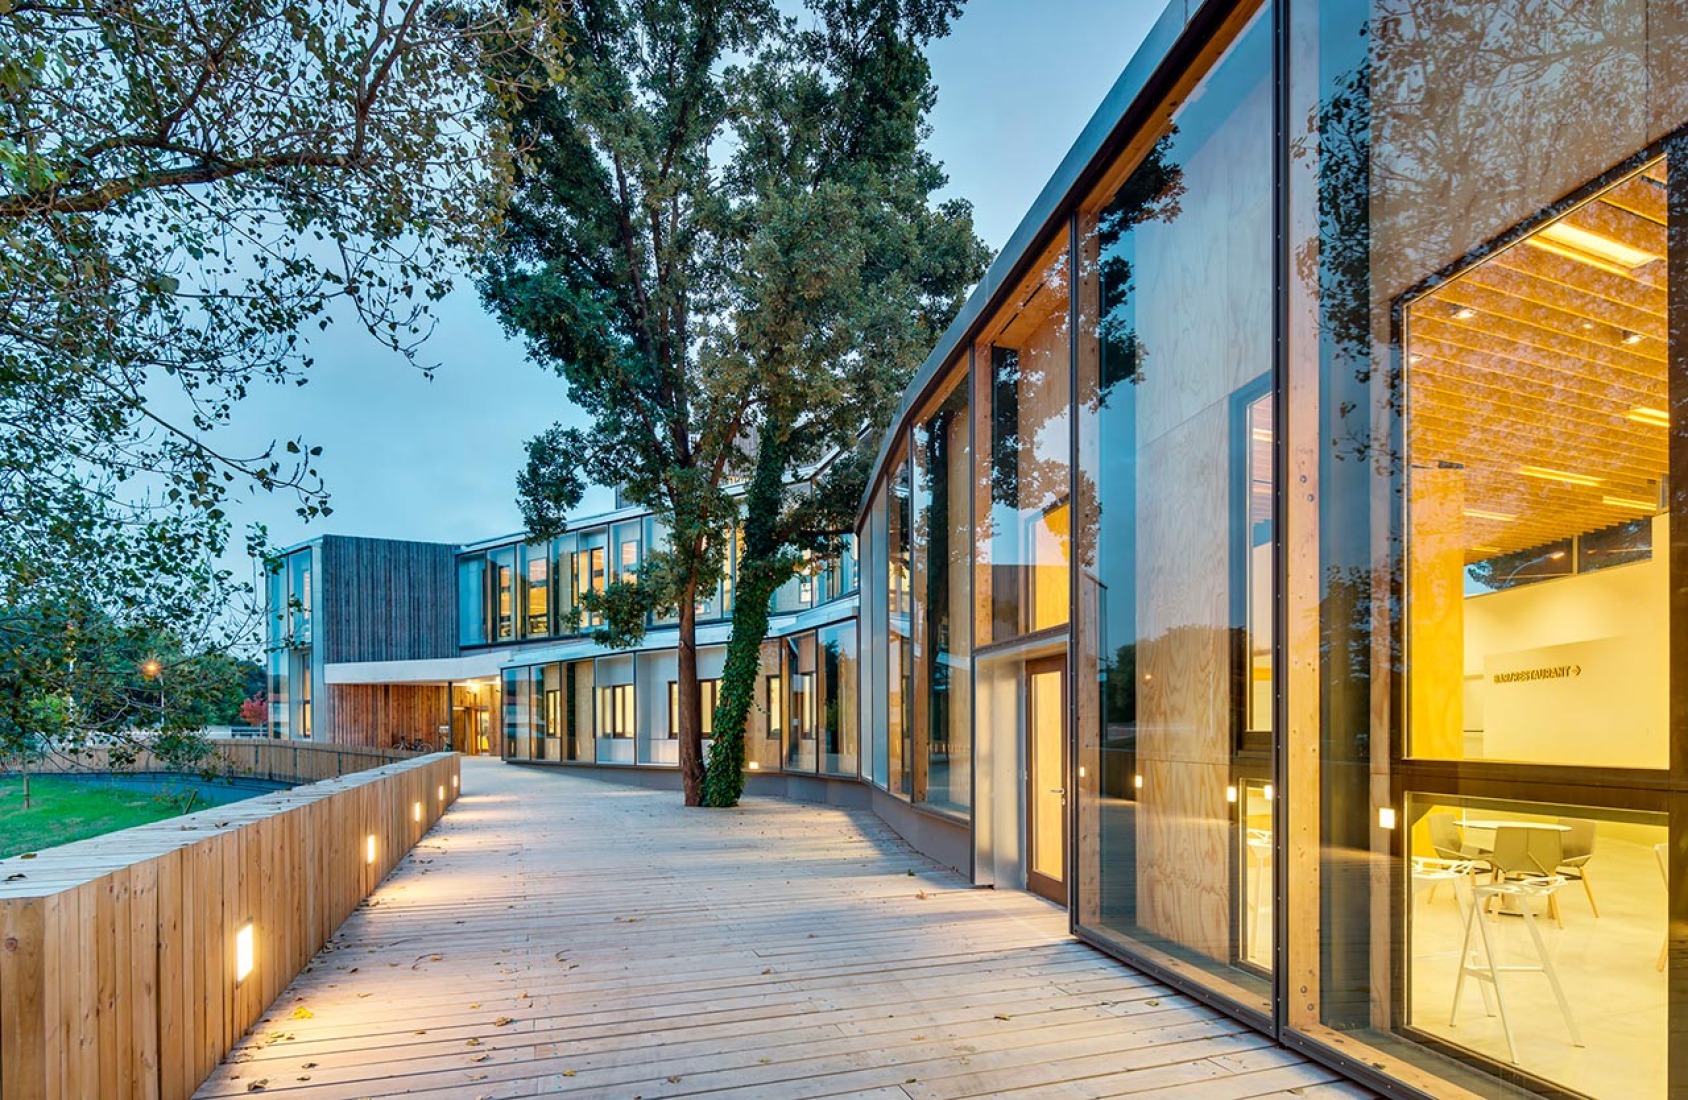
846,0,1688,1094
266,546,315,740
1074,1,1276,1010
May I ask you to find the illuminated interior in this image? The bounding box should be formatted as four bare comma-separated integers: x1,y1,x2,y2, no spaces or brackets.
1402,156,1671,1099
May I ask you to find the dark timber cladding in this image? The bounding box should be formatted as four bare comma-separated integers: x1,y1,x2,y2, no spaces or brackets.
318,535,457,664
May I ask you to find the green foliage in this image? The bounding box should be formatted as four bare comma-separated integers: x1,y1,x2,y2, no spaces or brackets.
0,592,248,773
487,0,985,806
0,0,567,734
700,0,990,805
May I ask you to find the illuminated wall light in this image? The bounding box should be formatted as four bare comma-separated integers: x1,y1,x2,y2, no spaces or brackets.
1462,508,1516,522
1078,765,1087,779
1378,806,1398,830
1603,494,1657,512
438,784,446,802
1628,406,1670,427
1263,784,1274,801
1519,465,1602,487
412,801,422,823
1133,773,1144,790
1226,785,1238,804
747,760,760,770
365,834,376,865
452,774,459,790
235,921,255,983
1548,550,1567,561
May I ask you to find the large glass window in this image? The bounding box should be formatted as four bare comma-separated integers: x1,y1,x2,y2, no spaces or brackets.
913,375,972,812
1285,1,1688,1096
597,682,635,739
886,445,912,797
975,236,1072,646
1073,2,1275,1011
490,545,516,642
819,621,858,777
523,543,550,638
457,554,488,646
786,634,817,771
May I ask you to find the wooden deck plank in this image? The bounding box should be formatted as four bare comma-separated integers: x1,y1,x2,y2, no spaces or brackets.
194,760,1369,1100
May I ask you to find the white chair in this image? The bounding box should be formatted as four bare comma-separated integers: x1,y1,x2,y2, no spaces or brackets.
1450,827,1582,1064
1554,818,1598,917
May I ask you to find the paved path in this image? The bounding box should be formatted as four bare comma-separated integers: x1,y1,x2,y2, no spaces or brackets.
195,759,1370,1100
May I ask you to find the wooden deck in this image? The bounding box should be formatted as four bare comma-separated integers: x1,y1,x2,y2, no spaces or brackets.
194,759,1371,1100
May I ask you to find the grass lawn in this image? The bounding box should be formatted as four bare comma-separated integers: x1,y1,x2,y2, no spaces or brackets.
0,775,196,858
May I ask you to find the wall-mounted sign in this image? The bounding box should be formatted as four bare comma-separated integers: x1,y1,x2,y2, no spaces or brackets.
1492,664,1581,684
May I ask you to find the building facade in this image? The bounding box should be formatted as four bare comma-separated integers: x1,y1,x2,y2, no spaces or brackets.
269,0,1688,1095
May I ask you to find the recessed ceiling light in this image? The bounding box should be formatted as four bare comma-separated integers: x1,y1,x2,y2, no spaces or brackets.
1622,330,1644,345
1627,406,1669,427
1519,465,1603,487
1527,219,1660,272
1452,306,1477,320
1462,508,1517,522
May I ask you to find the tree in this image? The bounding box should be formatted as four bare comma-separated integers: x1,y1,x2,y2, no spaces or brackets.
700,0,988,805
484,0,780,806
239,691,269,728
0,0,567,767
483,0,984,806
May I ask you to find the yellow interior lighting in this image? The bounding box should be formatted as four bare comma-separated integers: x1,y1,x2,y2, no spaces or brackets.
1519,466,1602,487
1628,406,1670,428
1527,219,1659,273
1462,509,1517,522
1603,495,1657,512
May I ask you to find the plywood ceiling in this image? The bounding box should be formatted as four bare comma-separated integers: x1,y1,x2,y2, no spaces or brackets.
1407,159,1668,561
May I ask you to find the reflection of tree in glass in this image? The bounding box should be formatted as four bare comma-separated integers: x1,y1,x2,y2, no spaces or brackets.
1092,134,1186,396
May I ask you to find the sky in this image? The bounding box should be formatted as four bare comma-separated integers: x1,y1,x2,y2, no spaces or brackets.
220,0,1164,561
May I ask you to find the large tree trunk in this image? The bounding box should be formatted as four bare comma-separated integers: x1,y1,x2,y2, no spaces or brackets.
702,428,791,807
676,593,704,806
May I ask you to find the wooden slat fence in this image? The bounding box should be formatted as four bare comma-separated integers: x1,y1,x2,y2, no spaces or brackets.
0,751,460,1100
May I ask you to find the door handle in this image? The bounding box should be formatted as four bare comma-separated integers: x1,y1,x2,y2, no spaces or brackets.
1049,787,1065,795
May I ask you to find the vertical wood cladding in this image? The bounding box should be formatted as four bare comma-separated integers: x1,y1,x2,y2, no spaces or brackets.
318,536,457,664
327,683,451,749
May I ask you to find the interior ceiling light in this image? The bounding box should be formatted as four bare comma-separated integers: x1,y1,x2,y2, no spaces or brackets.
1452,306,1477,320
1519,465,1603,487
1462,508,1517,522
1628,406,1670,427
1603,494,1657,511
1622,330,1645,345
1526,219,1660,273
1473,545,1502,554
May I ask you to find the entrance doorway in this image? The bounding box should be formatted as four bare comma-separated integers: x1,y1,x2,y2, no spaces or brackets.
451,681,496,756
1026,655,1067,904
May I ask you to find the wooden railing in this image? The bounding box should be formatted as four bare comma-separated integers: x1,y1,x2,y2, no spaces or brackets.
0,751,461,1100
30,737,417,785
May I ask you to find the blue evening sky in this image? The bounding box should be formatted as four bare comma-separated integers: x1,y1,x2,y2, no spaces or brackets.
222,0,1162,562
